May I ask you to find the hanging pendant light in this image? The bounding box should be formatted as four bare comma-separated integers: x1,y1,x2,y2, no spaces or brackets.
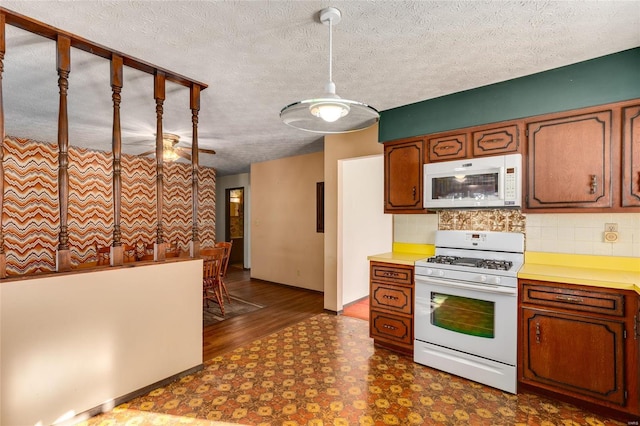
280,7,379,134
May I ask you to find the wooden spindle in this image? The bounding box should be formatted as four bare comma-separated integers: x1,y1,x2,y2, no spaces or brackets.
110,54,124,265
56,35,71,272
190,84,200,257
154,71,166,260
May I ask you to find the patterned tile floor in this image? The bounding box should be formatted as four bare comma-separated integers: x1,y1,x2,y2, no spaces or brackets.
83,314,630,426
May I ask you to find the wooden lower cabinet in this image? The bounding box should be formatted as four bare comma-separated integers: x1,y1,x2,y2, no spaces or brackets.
519,279,640,418
369,261,414,354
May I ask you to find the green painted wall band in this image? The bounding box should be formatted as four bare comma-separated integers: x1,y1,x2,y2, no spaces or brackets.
379,48,640,142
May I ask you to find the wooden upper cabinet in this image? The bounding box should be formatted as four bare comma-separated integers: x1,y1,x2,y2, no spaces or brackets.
526,110,612,209
426,132,467,162
384,138,426,213
622,104,640,207
472,124,520,156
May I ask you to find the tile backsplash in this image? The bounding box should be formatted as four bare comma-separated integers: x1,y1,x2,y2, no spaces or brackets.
394,211,640,258
525,213,640,257
439,210,525,233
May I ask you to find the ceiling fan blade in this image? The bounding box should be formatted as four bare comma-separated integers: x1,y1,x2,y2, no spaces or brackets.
198,148,217,155
138,150,156,156
176,150,192,162
123,138,155,146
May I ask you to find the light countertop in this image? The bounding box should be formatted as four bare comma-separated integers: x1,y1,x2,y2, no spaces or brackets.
367,243,435,266
518,252,640,293
367,252,430,266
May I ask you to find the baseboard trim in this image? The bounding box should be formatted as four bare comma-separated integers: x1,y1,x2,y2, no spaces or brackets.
60,363,205,425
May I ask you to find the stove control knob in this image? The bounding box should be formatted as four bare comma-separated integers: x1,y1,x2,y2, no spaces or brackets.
425,268,433,275
494,277,501,285
437,270,445,277
480,275,487,282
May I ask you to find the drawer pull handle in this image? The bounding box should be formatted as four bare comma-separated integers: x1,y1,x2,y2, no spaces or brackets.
383,324,397,330
590,175,597,194
383,272,399,277
535,322,541,344
383,295,399,300
482,138,503,144
555,295,583,303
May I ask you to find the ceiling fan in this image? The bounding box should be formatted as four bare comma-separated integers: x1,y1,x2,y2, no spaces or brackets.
138,133,216,162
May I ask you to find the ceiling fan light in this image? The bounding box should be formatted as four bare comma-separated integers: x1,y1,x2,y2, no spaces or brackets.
162,134,180,161
309,100,350,122
163,148,179,162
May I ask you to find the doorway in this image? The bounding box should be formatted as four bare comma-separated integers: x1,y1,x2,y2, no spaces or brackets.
225,187,244,268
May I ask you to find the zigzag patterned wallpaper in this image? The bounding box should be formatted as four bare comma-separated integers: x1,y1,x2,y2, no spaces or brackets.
121,154,157,248
199,168,216,245
3,137,59,274
2,136,216,275
164,161,193,250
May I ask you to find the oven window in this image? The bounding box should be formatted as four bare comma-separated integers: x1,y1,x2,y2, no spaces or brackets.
431,172,498,201
430,292,495,338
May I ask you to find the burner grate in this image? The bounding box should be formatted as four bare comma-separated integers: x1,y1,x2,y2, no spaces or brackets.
425,255,513,271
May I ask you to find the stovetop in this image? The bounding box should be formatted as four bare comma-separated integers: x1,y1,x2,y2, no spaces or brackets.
427,255,513,271
414,230,525,280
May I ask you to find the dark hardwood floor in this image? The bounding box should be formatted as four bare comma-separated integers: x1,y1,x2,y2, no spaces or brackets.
203,267,325,360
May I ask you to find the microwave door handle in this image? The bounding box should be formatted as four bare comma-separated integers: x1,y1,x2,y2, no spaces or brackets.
498,166,505,200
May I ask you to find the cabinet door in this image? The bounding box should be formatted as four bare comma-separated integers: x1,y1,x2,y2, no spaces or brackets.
472,124,520,156
384,139,425,212
521,307,625,406
526,111,612,209
427,133,467,162
622,105,640,207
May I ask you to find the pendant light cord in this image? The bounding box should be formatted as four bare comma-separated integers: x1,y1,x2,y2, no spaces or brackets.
328,16,333,85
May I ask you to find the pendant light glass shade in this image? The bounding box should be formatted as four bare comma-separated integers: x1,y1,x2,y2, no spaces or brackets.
280,7,379,134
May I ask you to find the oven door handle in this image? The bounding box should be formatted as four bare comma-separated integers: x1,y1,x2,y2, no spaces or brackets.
415,276,517,296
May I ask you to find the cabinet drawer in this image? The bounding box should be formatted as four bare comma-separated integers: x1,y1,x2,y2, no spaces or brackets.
370,263,413,286
370,311,413,346
472,124,519,156
427,133,467,162
522,282,624,317
371,283,413,314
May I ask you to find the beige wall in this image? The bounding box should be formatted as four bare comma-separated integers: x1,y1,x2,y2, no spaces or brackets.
0,260,203,425
250,152,324,291
324,125,383,311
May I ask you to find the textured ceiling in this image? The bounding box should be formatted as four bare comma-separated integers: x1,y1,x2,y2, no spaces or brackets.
2,1,639,176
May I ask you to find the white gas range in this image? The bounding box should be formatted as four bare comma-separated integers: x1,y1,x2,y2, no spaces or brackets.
413,230,524,393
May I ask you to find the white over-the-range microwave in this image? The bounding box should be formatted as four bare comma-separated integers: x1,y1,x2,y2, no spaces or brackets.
424,153,522,209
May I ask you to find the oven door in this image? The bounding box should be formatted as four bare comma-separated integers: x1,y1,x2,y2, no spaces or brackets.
414,275,517,365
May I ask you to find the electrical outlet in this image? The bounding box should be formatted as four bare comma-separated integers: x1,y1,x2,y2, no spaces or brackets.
605,223,618,232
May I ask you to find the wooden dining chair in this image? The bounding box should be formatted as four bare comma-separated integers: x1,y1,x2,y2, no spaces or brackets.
214,241,233,303
201,247,226,315
95,243,111,266
123,243,137,263
165,241,179,258
138,242,155,261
